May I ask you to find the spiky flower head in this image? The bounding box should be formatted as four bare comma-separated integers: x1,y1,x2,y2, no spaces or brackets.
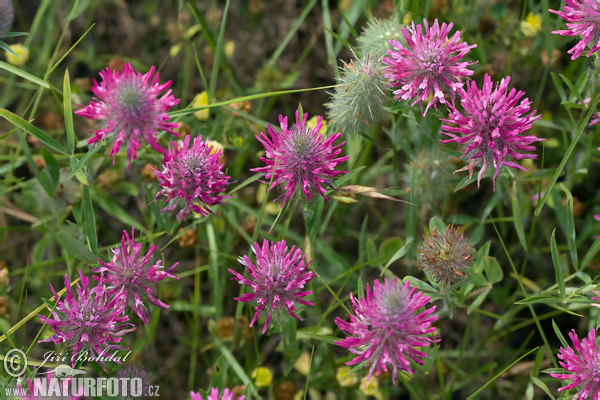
38,270,135,368
418,225,475,286
116,365,153,400
326,55,389,135
335,278,439,386
440,74,543,189
0,0,14,37
550,1,600,60
75,63,180,168
550,329,600,399
91,229,178,325
252,110,349,206
382,18,477,115
190,388,245,400
228,239,316,334
154,135,232,220
357,16,404,61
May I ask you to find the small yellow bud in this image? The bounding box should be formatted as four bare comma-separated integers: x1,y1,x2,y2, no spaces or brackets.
192,91,210,121
225,40,235,59
359,375,382,399
5,44,29,67
403,12,412,26
336,366,358,387
520,13,542,37
251,366,273,387
307,115,327,135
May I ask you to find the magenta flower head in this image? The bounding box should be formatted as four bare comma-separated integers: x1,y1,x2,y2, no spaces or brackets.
550,329,600,399
190,388,245,400
90,229,178,325
228,239,316,334
550,1,600,60
382,18,477,115
335,278,439,386
440,74,543,189
38,270,135,368
154,135,231,220
75,63,180,168
251,110,349,206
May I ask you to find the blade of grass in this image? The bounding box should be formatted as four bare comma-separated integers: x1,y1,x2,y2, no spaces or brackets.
0,61,49,88
0,109,67,155
535,95,599,215
63,68,75,154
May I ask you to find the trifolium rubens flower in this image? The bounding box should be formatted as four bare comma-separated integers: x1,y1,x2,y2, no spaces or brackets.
440,74,543,189
154,135,232,220
326,55,389,136
383,18,477,115
550,0,600,60
91,228,179,325
38,270,136,368
550,329,600,400
75,63,180,168
335,278,439,386
252,109,348,206
190,388,245,400
228,239,316,334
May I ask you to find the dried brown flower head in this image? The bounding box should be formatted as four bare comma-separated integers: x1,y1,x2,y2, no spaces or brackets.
418,225,475,286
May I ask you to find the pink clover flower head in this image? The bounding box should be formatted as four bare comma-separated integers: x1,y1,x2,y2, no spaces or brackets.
382,18,477,115
190,388,245,400
228,239,316,334
154,135,232,220
251,110,349,206
91,229,178,325
38,270,136,368
550,0,600,60
75,63,180,168
19,372,83,400
550,329,600,400
440,74,543,189
335,278,439,386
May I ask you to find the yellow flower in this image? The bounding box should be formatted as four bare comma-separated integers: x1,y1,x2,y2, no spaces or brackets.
336,366,358,387
251,366,273,387
403,12,412,26
360,375,382,399
5,44,29,67
192,91,209,121
307,115,327,135
520,12,542,37
225,40,235,59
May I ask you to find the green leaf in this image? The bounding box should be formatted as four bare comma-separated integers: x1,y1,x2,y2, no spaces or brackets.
40,148,60,196
0,109,67,155
551,229,565,299
0,61,49,88
63,68,75,154
559,73,584,104
56,232,96,264
68,144,104,180
91,188,144,232
511,183,527,251
82,186,98,257
552,320,569,349
380,237,413,276
467,287,490,314
429,216,446,233
68,155,89,185
581,236,600,271
515,295,562,305
483,256,503,284
550,72,566,103
559,184,578,270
